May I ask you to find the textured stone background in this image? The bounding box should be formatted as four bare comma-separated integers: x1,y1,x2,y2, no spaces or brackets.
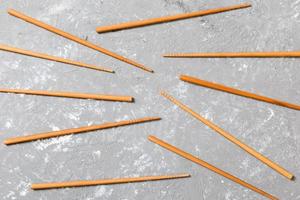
0,0,300,199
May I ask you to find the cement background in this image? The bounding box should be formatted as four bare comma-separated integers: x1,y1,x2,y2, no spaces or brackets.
0,0,299,199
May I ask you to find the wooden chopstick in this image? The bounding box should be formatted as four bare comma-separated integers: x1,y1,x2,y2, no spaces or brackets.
7,9,153,73
31,173,190,190
160,91,294,180
180,75,300,111
0,88,134,102
163,51,300,58
0,44,114,73
4,117,161,145
95,3,251,33
148,135,278,200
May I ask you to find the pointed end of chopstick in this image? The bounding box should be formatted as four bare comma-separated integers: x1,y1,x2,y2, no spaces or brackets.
144,68,154,73
177,173,191,178
240,3,252,8
148,117,162,121
168,173,191,179
97,68,115,73
105,69,115,73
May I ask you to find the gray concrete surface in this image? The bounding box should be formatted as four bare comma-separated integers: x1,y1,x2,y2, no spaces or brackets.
0,0,299,199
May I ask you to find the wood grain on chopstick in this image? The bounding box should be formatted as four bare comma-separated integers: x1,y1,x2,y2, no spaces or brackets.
163,51,300,58
0,88,133,102
0,44,113,73
4,117,161,145
31,173,190,190
180,75,300,111
96,3,251,33
148,135,278,200
160,91,294,180
7,9,153,73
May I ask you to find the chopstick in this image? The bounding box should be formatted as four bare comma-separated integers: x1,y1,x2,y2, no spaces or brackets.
4,117,161,145
163,51,300,58
180,75,300,111
95,3,251,33
0,88,134,102
160,91,294,180
0,44,113,73
148,135,278,200
31,173,190,190
7,9,153,73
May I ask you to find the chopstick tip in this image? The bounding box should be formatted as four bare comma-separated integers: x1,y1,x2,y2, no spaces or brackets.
289,174,295,181
3,139,12,145
3,140,9,145
180,173,191,178
7,8,16,15
148,135,156,141
243,3,252,7
151,117,162,121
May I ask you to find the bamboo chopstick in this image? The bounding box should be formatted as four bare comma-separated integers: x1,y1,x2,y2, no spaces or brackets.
163,51,300,58
160,91,294,180
95,3,251,33
0,44,113,73
0,88,134,102
7,9,153,73
31,173,190,190
4,117,161,145
148,135,278,200
180,75,300,111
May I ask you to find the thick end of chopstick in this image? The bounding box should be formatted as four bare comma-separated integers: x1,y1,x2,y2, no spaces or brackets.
7,8,17,16
160,91,173,101
3,139,15,145
148,135,157,143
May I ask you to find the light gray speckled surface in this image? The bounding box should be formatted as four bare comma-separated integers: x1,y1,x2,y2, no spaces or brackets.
0,0,300,199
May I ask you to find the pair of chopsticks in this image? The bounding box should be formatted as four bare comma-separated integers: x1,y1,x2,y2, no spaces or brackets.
30,134,278,200
93,2,300,58
149,135,278,200
7,9,153,73
160,91,294,180
0,44,113,73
